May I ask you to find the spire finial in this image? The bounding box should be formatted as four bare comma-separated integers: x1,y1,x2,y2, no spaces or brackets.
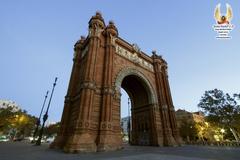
96,11,102,17
105,20,118,36
88,11,105,29
152,50,157,55
109,20,114,25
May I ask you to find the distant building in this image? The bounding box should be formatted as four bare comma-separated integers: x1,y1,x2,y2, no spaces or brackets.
175,109,204,128
0,99,20,112
45,121,57,127
192,111,205,123
121,116,130,135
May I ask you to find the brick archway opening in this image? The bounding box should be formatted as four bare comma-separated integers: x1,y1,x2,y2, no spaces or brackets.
120,88,131,144
121,74,153,146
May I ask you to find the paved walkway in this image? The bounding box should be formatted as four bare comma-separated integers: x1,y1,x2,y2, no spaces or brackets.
0,142,240,160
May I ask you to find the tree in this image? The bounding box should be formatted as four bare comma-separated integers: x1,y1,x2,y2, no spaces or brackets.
233,94,240,137
0,106,18,134
179,119,198,142
0,106,37,139
195,121,220,142
198,89,240,141
44,122,60,138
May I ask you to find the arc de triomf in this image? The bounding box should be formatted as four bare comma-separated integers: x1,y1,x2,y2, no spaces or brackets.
51,12,181,153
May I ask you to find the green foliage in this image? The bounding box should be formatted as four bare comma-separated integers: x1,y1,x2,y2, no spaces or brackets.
179,119,198,142
44,122,60,138
0,107,16,132
198,89,240,140
0,106,37,139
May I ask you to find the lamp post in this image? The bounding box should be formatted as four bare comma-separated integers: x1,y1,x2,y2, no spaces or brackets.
127,98,130,144
36,77,57,145
31,91,49,143
220,128,225,141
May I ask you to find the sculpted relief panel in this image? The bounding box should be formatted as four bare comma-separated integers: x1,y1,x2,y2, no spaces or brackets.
115,44,154,72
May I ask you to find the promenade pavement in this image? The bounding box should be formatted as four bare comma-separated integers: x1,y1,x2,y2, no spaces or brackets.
0,142,239,160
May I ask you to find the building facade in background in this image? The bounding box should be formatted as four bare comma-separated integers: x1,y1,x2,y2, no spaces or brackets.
0,100,20,112
175,109,204,128
120,116,129,135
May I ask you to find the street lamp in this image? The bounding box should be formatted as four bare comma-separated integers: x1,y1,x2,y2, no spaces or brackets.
31,91,49,143
205,122,209,127
127,98,131,144
220,128,225,141
36,77,57,145
200,126,204,141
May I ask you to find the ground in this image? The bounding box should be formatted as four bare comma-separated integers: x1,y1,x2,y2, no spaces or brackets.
0,142,239,160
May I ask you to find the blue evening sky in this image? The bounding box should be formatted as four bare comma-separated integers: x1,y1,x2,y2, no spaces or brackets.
1,0,240,122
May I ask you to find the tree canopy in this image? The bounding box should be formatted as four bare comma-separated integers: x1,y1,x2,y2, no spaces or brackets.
0,106,37,139
198,89,240,141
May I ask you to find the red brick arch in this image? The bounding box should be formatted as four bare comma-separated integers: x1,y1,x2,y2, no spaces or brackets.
50,12,182,153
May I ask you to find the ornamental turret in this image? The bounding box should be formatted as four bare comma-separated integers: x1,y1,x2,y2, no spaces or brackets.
88,12,105,37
